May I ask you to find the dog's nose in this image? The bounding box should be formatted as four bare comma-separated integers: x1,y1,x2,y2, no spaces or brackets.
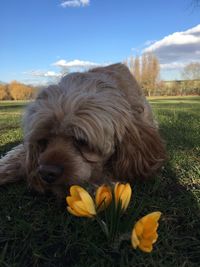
38,164,64,183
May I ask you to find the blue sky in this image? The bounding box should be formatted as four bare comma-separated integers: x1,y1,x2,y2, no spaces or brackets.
0,0,200,84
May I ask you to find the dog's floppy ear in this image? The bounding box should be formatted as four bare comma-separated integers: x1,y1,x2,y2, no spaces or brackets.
25,142,45,193
112,119,166,180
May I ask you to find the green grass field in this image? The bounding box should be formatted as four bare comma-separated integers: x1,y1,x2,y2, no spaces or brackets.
0,96,200,267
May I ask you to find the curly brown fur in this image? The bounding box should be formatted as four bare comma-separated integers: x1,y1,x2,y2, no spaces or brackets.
0,63,166,197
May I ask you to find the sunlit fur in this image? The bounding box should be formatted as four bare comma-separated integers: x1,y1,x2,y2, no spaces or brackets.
0,64,166,197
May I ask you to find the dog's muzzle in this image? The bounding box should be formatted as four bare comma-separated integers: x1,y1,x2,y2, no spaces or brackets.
38,164,64,183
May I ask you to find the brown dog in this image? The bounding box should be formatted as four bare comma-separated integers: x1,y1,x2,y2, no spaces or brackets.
0,64,166,197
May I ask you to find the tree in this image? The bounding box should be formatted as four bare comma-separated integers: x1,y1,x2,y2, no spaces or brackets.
182,62,200,80
124,53,160,96
141,53,149,95
0,84,9,100
141,53,160,96
125,56,141,84
132,56,141,84
8,81,36,100
150,54,160,93
181,62,200,95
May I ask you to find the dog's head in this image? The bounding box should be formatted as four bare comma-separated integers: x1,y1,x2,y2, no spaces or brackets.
23,64,165,197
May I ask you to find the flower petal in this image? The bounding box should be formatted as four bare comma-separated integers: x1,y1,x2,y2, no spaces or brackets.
114,183,132,211
134,221,144,237
131,228,140,249
79,191,96,215
95,185,112,211
143,223,159,238
114,183,124,201
131,211,162,253
141,212,162,225
66,196,75,207
72,201,94,217
67,206,83,217
139,243,153,253
70,185,87,198
120,183,132,210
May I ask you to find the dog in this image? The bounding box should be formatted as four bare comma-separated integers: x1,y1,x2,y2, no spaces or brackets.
0,63,166,197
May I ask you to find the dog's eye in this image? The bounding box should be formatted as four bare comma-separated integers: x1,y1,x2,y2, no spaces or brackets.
37,138,48,152
73,138,89,148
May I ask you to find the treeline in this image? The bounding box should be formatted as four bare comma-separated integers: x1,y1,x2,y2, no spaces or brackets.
0,81,37,100
1,59,200,100
158,79,200,96
125,54,200,96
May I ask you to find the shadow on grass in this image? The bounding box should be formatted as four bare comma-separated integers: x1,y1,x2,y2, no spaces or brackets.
0,103,28,110
0,140,22,156
149,96,200,102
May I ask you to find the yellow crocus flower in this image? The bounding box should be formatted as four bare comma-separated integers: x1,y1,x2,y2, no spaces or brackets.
131,211,162,253
66,185,96,218
95,184,112,211
114,182,132,211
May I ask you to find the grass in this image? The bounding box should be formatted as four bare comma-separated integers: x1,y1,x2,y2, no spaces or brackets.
0,96,200,267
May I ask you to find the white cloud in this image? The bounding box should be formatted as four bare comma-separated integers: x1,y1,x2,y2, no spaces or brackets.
23,70,62,85
22,78,50,86
143,24,200,71
27,70,62,78
61,0,90,8
52,59,101,69
23,59,105,84
23,59,107,85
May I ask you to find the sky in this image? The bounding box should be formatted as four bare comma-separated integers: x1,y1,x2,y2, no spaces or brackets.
0,0,200,84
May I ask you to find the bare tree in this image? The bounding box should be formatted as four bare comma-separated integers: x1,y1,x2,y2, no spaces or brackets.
182,62,200,80
133,56,141,84
181,62,200,94
125,53,160,96
127,55,140,83
141,53,149,94
141,53,160,96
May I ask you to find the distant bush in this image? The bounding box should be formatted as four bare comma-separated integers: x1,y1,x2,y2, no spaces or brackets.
0,84,9,100
0,81,37,100
154,80,200,96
